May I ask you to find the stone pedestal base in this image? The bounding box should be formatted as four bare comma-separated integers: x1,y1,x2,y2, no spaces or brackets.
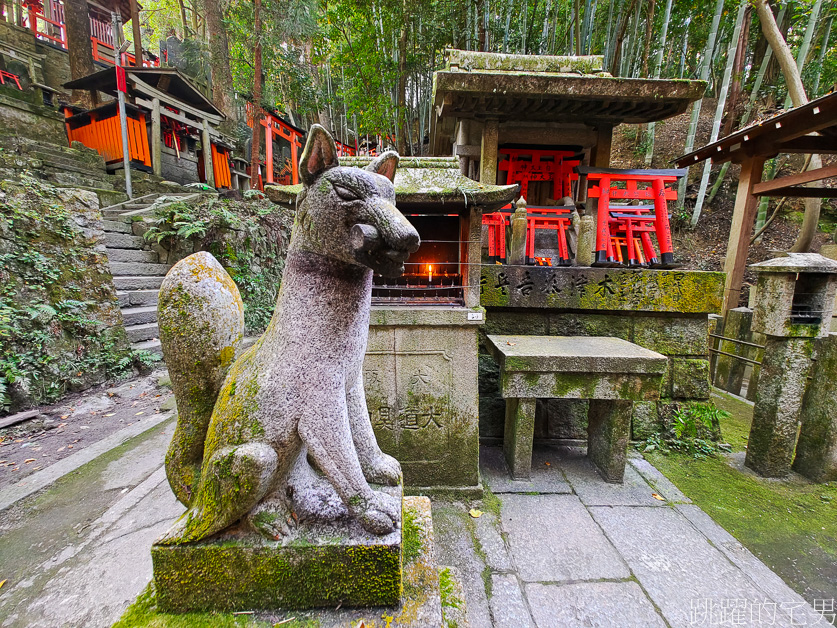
587,399,632,483
152,487,403,613
745,336,813,477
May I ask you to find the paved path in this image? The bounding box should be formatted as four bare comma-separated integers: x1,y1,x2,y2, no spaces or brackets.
0,413,824,627
434,446,825,628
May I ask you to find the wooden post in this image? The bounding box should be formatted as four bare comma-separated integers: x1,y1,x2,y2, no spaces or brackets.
202,119,215,188
151,97,161,177
291,133,300,185
265,120,273,184
722,156,765,314
480,118,499,185
590,124,614,168
129,0,142,66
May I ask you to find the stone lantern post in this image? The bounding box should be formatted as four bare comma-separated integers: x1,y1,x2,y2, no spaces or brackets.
744,253,837,477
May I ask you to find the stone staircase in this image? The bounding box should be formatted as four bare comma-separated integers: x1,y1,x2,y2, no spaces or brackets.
101,193,200,355
1,135,128,207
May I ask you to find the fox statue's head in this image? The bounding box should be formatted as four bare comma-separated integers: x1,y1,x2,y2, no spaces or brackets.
292,125,420,278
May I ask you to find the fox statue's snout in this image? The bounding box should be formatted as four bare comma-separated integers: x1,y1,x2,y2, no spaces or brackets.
350,216,420,278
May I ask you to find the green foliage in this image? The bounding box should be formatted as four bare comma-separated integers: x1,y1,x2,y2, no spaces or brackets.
640,401,731,459
147,196,293,333
0,178,141,413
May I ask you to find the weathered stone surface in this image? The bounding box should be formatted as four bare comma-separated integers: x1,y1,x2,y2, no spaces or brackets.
559,445,670,506
712,308,753,395
548,312,633,340
587,399,632,482
671,358,710,399
631,400,661,440
487,334,668,376
628,457,692,503
504,397,537,479
483,310,550,336
746,336,813,477
526,581,667,628
793,333,837,482
590,505,807,628
153,492,403,611
501,494,629,582
633,314,709,356
490,574,535,627
446,48,605,73
576,214,595,266
365,321,480,489
156,127,416,553
479,352,507,438
536,398,589,439
751,254,837,339
480,445,573,494
472,510,513,571
481,266,724,313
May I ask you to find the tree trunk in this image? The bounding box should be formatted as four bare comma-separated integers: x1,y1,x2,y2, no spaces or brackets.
643,0,673,164
129,0,142,66
574,0,581,55
722,6,751,136
397,0,408,155
691,0,747,226
811,16,833,97
741,2,786,125
610,0,638,76
205,0,233,116
249,0,262,185
640,0,655,77
175,0,190,37
675,0,724,212
782,0,823,109
64,0,95,107
755,0,822,252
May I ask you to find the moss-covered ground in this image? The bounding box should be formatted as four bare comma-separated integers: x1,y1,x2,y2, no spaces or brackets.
645,390,837,601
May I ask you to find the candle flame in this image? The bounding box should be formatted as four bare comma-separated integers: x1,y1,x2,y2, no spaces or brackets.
428,265,433,282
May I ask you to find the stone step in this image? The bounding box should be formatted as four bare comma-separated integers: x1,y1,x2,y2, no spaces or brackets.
51,171,115,190
117,289,159,307
102,220,133,234
104,232,145,249
109,261,171,276
122,305,158,326
126,322,159,343
113,276,165,291
107,248,159,263
131,338,162,355
42,158,110,177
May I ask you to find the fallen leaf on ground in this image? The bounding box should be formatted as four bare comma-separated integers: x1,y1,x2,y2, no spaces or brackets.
60,415,68,419
651,493,665,501
0,580,5,590
104,413,115,417
545,462,551,466
24,459,35,463
274,618,297,626
67,445,73,449
135,411,144,416
469,508,484,518
56,447,64,452
506,341,516,346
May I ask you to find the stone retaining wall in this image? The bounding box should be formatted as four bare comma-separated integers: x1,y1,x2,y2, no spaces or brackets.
479,266,725,441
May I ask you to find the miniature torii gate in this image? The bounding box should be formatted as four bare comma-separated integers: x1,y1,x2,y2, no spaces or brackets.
676,91,837,315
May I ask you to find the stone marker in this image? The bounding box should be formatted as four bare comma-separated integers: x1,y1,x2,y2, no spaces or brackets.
745,254,837,477
152,125,421,610
793,332,837,482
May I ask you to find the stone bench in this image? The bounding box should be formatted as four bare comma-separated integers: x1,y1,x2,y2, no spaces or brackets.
486,335,667,483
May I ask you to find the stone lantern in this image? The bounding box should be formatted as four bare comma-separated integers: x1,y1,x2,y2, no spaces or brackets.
744,253,837,477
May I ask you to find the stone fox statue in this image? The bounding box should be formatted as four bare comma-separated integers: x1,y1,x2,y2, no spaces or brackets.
156,125,419,545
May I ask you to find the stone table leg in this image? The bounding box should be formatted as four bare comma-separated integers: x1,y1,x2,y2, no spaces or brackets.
587,399,632,483
745,336,812,478
503,398,536,480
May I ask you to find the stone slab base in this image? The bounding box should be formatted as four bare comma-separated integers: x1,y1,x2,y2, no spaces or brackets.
151,487,404,613
406,482,484,499
119,497,447,627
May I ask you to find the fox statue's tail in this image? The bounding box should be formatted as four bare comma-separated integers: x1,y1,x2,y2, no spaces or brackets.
157,251,245,507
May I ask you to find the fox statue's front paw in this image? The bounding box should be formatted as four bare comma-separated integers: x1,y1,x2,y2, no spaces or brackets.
362,453,402,487
355,491,400,535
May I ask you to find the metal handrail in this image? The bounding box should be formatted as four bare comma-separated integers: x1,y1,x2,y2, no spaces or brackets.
708,333,765,350
708,347,762,366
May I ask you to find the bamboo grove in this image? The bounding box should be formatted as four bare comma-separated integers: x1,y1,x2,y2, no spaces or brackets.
137,0,834,162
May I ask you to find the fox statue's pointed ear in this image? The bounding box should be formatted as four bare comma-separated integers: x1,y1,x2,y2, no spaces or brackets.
300,124,339,186
365,151,399,183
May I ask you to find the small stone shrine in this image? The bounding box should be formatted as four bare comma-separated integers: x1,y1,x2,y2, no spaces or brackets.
745,253,837,478
267,157,518,495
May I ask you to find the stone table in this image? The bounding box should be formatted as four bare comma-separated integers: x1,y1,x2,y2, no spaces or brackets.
485,335,667,482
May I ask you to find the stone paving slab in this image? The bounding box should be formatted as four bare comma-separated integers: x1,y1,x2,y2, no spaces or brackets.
526,581,668,628
501,494,630,582
490,574,534,628
556,445,670,506
628,456,693,503
675,504,824,627
480,446,572,494
472,510,514,572
589,505,811,628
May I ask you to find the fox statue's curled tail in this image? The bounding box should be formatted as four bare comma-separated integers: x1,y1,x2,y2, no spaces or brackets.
157,253,245,507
